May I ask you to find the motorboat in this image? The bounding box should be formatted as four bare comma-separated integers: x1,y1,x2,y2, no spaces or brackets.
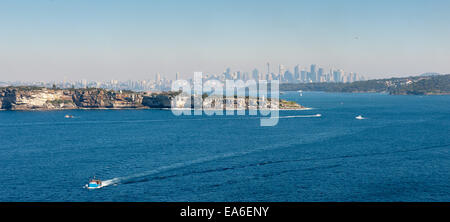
86,177,103,189
355,115,365,120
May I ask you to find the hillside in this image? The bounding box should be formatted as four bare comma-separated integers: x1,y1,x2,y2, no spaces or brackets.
280,74,450,95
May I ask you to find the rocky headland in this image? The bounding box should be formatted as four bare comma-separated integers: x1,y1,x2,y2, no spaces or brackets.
0,87,305,111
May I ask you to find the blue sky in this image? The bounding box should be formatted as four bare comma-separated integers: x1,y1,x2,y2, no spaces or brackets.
1,0,450,81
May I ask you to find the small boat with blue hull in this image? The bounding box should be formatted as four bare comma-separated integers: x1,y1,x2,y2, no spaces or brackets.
86,178,103,189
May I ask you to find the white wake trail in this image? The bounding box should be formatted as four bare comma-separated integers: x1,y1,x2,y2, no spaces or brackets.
277,114,322,118
99,114,322,188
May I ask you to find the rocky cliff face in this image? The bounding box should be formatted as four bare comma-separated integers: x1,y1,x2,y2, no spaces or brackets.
0,87,74,110
142,91,181,108
72,89,144,108
0,87,144,110
0,87,305,110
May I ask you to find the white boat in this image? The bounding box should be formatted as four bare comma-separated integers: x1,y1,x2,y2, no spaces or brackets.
65,115,74,119
355,115,365,120
298,90,303,96
85,177,103,189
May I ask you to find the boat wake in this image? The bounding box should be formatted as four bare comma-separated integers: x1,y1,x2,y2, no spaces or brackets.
101,142,450,188
100,137,318,187
94,115,324,188
278,114,321,118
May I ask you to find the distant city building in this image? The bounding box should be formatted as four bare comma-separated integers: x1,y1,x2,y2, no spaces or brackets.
279,64,286,81
252,69,259,80
294,65,300,82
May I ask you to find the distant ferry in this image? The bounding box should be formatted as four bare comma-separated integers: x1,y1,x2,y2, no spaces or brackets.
86,177,103,189
355,115,365,120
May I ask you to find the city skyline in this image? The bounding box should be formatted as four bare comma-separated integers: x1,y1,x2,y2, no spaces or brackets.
1,62,366,91
1,0,450,81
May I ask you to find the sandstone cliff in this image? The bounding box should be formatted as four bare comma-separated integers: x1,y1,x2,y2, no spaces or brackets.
72,89,144,108
0,87,144,110
0,87,305,111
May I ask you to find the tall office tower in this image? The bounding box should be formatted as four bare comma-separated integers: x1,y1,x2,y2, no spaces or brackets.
327,73,332,82
266,62,270,76
284,70,294,83
278,64,286,81
176,72,179,81
332,70,338,82
329,69,334,82
306,71,312,82
243,72,250,81
252,68,259,80
352,73,357,82
343,73,350,83
220,72,226,81
294,65,300,81
318,68,324,82
225,67,231,79
232,71,238,80
334,69,344,82
300,70,307,82
155,73,161,83
310,64,317,82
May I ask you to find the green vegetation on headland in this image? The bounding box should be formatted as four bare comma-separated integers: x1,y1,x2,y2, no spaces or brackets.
280,74,450,95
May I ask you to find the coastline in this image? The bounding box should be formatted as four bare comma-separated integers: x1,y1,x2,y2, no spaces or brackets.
0,87,307,111
0,106,312,112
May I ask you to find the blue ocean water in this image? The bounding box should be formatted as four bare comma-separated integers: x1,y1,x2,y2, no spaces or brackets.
0,92,449,201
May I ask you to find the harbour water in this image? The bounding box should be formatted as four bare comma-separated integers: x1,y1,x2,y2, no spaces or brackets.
0,92,449,201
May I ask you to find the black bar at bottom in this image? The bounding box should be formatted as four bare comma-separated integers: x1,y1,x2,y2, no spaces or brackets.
0,202,448,220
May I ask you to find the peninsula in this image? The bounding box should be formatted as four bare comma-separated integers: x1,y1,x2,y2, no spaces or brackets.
0,87,305,111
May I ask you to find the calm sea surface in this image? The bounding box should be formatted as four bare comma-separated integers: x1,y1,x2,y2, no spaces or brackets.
0,92,449,201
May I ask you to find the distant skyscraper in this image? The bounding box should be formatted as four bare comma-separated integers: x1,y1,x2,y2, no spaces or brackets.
243,72,250,81
252,69,259,80
294,65,300,81
175,72,179,81
333,69,344,82
284,70,294,83
225,68,231,79
310,64,317,82
300,70,307,82
279,64,285,81
266,62,270,76
318,68,324,82
156,73,161,83
279,64,285,75
329,68,334,82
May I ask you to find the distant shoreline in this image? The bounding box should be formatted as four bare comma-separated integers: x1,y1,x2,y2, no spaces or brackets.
280,74,450,95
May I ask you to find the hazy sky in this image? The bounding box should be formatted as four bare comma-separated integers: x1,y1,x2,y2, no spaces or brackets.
1,0,450,81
